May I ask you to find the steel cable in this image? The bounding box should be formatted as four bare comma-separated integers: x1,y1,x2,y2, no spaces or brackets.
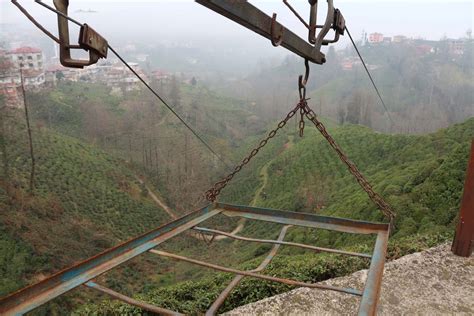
30,0,232,169
345,26,395,126
107,46,231,169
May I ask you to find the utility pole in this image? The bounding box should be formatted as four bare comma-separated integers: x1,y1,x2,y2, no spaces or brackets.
20,70,35,194
0,97,10,191
452,139,474,257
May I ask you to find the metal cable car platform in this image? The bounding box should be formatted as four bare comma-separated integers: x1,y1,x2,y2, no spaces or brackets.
0,202,389,316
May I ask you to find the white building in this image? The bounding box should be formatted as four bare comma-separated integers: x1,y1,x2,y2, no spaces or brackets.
368,33,384,44
7,46,44,72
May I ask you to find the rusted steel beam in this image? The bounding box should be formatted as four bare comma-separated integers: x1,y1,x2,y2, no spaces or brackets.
357,229,389,316
205,225,291,315
194,226,372,258
452,139,474,257
149,249,363,296
0,205,220,315
217,203,389,234
195,0,327,64
84,281,183,316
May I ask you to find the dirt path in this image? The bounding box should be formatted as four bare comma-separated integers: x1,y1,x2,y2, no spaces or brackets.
135,176,177,219
251,160,271,206
215,135,294,240
137,134,294,240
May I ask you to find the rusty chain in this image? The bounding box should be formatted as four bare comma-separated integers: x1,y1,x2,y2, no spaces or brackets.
205,97,395,223
206,58,395,224
299,106,306,137
301,100,395,222
205,102,303,202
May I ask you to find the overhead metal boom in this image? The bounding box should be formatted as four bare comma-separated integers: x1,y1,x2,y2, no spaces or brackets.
195,0,344,64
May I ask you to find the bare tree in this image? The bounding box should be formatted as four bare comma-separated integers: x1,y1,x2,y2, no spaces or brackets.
337,104,346,125
346,91,363,124
361,94,374,128
169,75,181,110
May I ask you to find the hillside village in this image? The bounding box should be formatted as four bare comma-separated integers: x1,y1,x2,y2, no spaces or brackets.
0,45,156,107
340,31,471,70
1,31,471,107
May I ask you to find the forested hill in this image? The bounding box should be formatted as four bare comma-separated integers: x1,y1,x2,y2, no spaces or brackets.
226,40,473,134
221,118,473,239
0,111,173,304
79,118,473,314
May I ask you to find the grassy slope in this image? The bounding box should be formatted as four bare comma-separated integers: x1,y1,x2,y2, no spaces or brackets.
77,118,473,315
0,118,171,299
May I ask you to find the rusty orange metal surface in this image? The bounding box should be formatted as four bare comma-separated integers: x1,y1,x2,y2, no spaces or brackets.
0,205,219,315
452,139,474,257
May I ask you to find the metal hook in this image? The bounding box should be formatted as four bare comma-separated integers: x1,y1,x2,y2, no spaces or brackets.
298,59,310,99
270,13,284,47
299,59,310,87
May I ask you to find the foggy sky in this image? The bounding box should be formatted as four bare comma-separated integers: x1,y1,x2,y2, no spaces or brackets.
1,0,472,69
2,1,472,40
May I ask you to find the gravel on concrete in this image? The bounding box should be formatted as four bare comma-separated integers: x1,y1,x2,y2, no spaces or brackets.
225,243,474,315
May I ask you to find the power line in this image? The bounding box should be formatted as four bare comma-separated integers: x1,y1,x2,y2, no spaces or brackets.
108,45,231,169
345,26,394,126
33,0,232,169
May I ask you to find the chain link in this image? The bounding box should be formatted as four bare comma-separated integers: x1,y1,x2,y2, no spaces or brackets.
301,100,396,222
205,102,302,202
299,106,306,137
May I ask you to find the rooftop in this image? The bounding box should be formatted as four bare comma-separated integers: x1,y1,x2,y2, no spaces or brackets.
9,46,42,54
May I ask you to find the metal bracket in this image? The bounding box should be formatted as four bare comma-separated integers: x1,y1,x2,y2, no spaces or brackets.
196,0,345,64
322,8,345,45
54,0,107,68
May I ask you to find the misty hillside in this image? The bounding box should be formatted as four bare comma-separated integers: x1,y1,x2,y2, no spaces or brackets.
75,118,473,315
0,114,172,299
0,65,472,316
229,41,473,134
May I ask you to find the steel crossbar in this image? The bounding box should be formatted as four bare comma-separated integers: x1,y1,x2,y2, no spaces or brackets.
0,203,389,316
193,226,372,258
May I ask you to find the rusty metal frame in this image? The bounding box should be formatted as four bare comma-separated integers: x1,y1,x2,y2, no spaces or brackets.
0,203,389,316
452,139,474,257
195,0,339,64
205,224,291,315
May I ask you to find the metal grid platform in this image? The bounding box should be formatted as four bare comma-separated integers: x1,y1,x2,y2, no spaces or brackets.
0,203,389,315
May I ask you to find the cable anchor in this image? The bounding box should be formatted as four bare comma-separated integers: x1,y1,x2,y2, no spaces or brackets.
12,0,108,68
53,0,108,68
